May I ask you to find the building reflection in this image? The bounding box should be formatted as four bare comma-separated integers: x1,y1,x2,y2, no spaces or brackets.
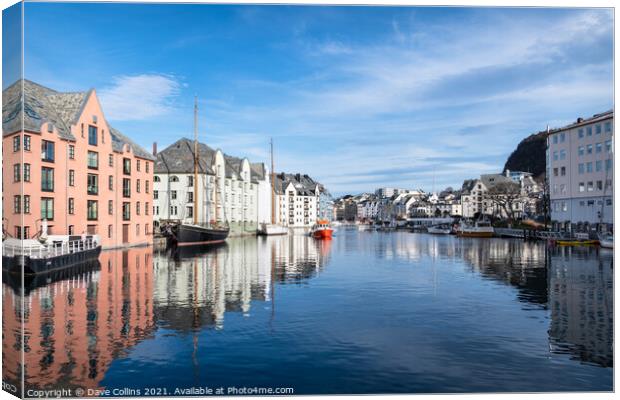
2,247,156,392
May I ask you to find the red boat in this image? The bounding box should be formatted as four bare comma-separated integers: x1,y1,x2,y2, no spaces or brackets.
310,219,333,240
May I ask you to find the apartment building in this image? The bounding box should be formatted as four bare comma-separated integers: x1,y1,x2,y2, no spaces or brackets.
153,138,270,235
547,111,613,228
274,173,321,227
2,80,154,248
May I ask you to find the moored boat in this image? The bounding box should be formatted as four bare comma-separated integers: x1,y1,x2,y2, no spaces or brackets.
427,224,452,235
456,219,494,238
599,233,613,249
556,239,599,246
310,219,333,240
258,223,289,236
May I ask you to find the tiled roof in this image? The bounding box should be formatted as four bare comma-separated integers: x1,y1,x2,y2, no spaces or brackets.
274,173,321,196
3,79,154,161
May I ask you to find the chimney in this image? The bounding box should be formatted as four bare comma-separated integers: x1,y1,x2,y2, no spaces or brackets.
577,117,584,123
152,142,157,156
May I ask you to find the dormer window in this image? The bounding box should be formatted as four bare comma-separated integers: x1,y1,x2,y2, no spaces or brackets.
48,123,54,133
93,115,98,124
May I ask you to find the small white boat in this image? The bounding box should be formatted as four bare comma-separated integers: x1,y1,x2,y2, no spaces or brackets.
599,233,613,249
427,225,452,235
258,223,289,236
456,219,494,238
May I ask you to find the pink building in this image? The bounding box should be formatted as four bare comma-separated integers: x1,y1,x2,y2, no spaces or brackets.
2,80,154,248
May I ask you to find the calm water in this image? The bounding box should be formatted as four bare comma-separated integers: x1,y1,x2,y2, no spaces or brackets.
3,229,613,395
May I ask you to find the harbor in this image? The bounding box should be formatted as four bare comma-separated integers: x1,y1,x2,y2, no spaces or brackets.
2,230,612,394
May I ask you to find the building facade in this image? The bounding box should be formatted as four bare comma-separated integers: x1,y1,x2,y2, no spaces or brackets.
274,173,321,227
153,138,269,235
547,111,613,229
2,80,154,248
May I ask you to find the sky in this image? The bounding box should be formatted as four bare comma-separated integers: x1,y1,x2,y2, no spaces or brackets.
5,3,614,196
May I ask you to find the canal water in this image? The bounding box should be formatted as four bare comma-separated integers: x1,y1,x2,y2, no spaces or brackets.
3,228,613,394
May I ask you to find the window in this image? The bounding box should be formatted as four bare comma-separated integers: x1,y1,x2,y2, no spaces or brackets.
154,190,159,200
136,202,141,215
578,163,584,174
579,182,585,192
69,169,75,186
606,159,612,171
88,125,98,146
108,225,113,238
597,181,603,191
171,190,177,200
136,179,141,193
87,174,99,195
145,180,150,194
123,158,131,175
41,167,54,191
605,140,612,152
578,128,584,138
606,198,612,206
109,200,114,215
553,168,558,177
578,146,584,156
87,151,99,169
596,124,602,134
170,206,177,216
68,225,74,235
553,151,558,161
579,200,585,206
596,160,602,172
587,126,592,136
586,162,593,173
136,224,140,236
109,154,114,167
188,176,194,187
560,132,565,142
553,135,558,144
605,121,612,133
596,143,602,153
69,145,75,159
559,150,566,160
136,159,141,172
13,195,21,213
559,184,566,194
42,140,55,162
154,176,161,182
169,176,179,182
13,164,20,182
187,192,194,203
24,135,31,151
123,179,131,197
560,166,566,176
155,206,159,215
587,181,594,192
108,175,114,190
13,136,19,152
87,200,98,220
562,202,567,212
24,195,30,214
123,202,131,220
68,198,75,214
145,202,149,215
101,129,105,144
41,198,54,220
145,224,149,235
586,144,592,154
146,162,150,173
187,206,193,219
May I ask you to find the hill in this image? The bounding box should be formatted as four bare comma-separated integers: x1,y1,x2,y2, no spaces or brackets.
503,131,549,179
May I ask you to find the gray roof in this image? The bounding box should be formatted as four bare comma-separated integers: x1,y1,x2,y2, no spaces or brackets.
274,173,320,196
480,173,515,189
461,179,478,194
3,79,154,160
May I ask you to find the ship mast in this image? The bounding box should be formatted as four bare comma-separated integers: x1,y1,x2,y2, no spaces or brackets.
193,96,199,226
270,138,276,225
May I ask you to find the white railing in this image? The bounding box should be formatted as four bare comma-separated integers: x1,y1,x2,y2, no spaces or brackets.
3,238,99,259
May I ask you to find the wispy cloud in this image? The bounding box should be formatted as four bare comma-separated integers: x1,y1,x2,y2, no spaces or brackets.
99,74,182,121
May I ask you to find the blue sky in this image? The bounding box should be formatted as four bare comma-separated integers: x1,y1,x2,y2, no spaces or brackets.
9,4,615,195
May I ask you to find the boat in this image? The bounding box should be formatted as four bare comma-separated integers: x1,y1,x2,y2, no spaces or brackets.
2,233,101,275
258,138,289,236
456,219,494,238
164,97,229,246
310,219,333,240
427,224,452,235
556,239,599,246
599,233,613,249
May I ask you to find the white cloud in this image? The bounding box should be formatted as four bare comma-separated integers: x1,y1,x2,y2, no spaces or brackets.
99,74,181,121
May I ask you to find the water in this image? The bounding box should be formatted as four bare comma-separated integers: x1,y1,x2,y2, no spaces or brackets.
3,229,613,395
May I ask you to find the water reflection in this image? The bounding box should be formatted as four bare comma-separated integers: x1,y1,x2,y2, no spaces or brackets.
2,232,613,394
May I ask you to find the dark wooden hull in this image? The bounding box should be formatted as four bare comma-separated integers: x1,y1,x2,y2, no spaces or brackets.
170,224,229,246
2,246,102,275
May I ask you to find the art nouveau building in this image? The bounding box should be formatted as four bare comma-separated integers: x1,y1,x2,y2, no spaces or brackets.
2,80,154,248
153,138,270,235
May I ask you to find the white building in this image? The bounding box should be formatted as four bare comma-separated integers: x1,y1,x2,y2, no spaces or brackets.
547,111,614,229
153,138,269,235
273,173,322,227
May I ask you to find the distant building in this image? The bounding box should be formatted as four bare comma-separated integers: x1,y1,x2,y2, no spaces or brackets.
374,187,408,198
547,111,613,229
2,80,154,248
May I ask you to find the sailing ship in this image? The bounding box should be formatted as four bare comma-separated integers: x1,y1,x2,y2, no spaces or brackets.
258,138,288,236
165,97,229,246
